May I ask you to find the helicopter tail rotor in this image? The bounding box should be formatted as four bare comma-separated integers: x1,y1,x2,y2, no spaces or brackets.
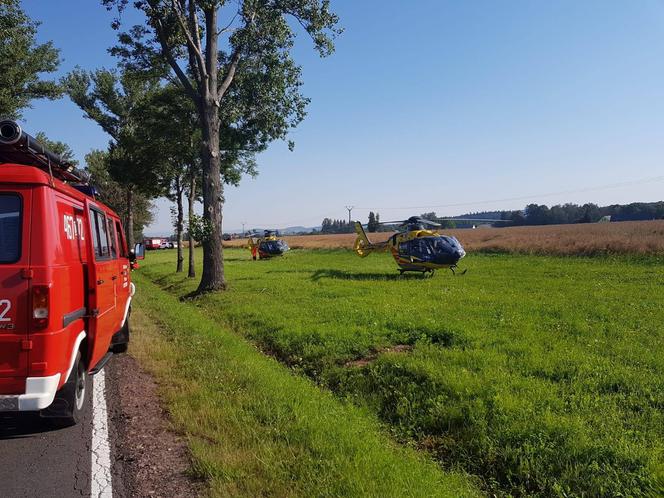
353,222,374,257
353,221,389,257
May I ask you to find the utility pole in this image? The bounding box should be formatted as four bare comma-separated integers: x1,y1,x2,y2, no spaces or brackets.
242,222,246,237
345,205,354,225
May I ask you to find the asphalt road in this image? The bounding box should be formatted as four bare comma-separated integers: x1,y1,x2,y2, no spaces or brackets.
0,357,185,498
0,375,101,498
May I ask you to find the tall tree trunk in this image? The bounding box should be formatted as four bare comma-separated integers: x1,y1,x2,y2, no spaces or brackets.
175,176,184,273
126,186,134,250
196,103,225,292
187,171,196,278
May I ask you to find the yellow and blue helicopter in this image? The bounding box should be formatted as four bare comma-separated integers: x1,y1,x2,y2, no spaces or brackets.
247,230,290,260
353,216,497,275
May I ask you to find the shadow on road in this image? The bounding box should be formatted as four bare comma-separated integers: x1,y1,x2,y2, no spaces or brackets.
0,413,63,439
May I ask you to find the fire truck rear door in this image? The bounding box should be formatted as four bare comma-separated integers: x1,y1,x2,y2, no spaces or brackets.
0,189,31,393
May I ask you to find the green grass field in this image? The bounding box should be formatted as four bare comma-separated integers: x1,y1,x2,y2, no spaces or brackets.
139,248,664,496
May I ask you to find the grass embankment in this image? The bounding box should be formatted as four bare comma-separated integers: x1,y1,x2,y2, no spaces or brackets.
142,248,664,497
129,272,480,497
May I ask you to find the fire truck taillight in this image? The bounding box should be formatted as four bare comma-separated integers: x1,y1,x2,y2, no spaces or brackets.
31,285,49,329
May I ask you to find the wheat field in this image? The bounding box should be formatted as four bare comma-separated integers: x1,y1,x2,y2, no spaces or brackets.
225,220,664,255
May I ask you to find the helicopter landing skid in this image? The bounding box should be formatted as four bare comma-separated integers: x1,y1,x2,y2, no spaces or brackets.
450,265,468,275
398,268,435,277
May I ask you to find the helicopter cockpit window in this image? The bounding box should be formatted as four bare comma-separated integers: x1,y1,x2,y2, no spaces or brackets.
261,239,289,253
401,238,436,260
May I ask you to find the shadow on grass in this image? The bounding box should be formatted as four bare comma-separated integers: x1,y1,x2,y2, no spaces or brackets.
311,269,425,282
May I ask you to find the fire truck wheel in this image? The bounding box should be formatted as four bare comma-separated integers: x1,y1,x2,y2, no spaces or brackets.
44,351,88,427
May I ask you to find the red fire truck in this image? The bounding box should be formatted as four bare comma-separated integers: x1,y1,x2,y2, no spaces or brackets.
0,120,144,425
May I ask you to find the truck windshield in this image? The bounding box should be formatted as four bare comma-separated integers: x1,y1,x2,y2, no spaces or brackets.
0,194,21,263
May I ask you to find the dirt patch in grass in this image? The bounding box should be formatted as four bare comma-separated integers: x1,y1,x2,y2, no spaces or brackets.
345,344,413,368
107,353,203,498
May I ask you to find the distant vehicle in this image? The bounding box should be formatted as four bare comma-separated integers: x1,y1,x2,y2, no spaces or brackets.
0,119,144,425
168,241,178,249
159,241,170,250
248,230,290,260
222,233,232,241
145,238,163,250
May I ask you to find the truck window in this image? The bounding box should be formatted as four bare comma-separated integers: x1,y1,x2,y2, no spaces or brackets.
0,194,21,263
90,209,111,260
107,218,117,259
115,220,127,257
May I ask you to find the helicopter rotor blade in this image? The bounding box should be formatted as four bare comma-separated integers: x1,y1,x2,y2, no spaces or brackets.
371,217,441,226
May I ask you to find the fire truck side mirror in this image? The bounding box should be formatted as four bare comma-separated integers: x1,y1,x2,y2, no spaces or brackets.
131,243,145,261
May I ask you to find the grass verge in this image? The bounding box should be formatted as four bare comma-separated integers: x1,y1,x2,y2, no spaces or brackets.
129,272,481,497
141,248,664,497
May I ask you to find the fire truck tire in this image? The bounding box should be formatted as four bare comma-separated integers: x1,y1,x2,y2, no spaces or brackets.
43,351,88,427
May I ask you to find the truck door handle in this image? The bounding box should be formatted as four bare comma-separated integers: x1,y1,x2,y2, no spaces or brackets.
97,279,105,285
111,276,118,281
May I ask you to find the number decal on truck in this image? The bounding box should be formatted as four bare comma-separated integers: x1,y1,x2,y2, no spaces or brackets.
0,299,11,322
64,214,85,241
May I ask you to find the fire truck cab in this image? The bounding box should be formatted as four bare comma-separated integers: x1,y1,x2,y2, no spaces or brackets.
0,120,143,425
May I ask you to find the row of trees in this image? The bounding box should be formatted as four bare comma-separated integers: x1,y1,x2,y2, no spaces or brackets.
320,218,354,234
367,211,380,232
319,212,383,234
507,202,664,226
2,0,340,294
422,203,664,228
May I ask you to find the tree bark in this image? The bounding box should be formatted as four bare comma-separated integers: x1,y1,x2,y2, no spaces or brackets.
196,6,226,293
187,170,196,278
126,186,135,250
175,176,184,273
196,101,226,292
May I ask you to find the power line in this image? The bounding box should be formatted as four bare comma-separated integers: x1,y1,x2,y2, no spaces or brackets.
356,175,664,211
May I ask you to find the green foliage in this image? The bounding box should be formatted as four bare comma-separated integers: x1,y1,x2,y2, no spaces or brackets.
63,67,164,197
33,132,78,166
131,273,480,497
0,0,61,118
367,211,379,232
104,0,341,184
321,217,354,234
188,213,213,243
502,202,664,226
85,149,154,241
142,248,664,497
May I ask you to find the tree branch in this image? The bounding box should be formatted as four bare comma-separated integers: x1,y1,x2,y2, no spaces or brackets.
187,0,206,66
204,7,219,98
218,11,239,36
218,49,241,99
171,0,208,81
153,16,199,101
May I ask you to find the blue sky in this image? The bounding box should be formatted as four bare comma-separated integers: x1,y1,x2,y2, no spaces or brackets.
21,0,664,234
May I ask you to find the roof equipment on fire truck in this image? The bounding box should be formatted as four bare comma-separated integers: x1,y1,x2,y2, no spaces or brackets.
0,119,88,184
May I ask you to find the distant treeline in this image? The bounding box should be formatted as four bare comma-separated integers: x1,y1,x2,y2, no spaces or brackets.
498,201,664,226
422,202,664,228
320,218,355,234
320,212,388,234
317,202,664,234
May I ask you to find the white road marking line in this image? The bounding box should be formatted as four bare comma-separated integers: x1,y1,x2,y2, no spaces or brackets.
91,370,113,498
